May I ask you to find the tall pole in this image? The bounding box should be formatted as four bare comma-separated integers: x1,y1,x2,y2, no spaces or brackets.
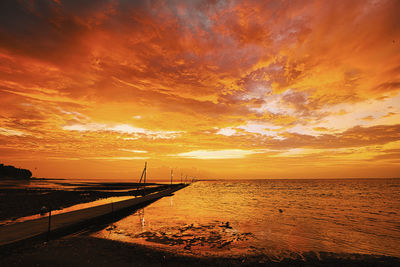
138,161,147,184
181,173,182,184
144,161,147,184
170,169,173,185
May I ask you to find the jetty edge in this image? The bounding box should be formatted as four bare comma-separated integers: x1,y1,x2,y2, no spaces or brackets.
0,184,187,249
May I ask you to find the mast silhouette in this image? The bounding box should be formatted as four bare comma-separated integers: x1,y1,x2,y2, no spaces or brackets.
138,161,147,185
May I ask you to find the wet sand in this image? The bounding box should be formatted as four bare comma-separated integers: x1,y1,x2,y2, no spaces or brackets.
0,236,398,267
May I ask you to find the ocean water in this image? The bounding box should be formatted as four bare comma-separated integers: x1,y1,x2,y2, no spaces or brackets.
92,179,400,258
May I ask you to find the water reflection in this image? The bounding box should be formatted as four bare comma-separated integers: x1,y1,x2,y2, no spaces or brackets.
92,179,400,258
138,208,145,231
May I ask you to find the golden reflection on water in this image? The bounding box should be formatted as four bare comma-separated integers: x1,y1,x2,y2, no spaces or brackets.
92,179,400,258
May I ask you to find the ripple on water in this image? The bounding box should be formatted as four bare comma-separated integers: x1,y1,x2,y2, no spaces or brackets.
92,179,400,258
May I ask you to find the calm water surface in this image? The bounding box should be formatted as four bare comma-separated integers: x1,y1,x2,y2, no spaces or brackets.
92,179,400,258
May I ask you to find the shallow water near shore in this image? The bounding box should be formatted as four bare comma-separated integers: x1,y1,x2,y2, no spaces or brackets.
92,179,400,259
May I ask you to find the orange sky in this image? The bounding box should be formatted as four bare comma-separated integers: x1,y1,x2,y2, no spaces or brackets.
0,0,399,180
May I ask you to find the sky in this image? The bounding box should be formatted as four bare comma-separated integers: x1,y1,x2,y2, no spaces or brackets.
0,0,399,180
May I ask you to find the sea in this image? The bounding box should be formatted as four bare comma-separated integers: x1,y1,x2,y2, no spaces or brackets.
91,179,400,259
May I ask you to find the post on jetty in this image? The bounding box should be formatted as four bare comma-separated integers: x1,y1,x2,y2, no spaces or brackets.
137,161,147,194
170,169,173,185
143,161,147,184
47,209,52,242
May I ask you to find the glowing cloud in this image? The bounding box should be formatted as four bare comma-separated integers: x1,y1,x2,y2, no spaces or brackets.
119,149,148,154
0,127,25,136
175,150,257,159
216,128,237,136
63,123,182,139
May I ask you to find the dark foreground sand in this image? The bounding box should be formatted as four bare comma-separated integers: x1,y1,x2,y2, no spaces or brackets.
0,236,399,267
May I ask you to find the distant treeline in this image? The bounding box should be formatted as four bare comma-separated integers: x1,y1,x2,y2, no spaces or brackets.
0,164,32,179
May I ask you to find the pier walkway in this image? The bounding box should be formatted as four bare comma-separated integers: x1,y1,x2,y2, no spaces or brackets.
0,184,186,248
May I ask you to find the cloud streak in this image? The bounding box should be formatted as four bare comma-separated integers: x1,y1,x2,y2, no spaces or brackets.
175,149,257,159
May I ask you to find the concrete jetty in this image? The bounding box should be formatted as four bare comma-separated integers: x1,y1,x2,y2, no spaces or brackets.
0,184,186,248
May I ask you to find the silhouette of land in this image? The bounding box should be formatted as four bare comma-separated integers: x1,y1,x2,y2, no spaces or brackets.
0,164,32,180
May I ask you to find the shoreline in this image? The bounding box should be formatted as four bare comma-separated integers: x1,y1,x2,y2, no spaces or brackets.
1,236,399,267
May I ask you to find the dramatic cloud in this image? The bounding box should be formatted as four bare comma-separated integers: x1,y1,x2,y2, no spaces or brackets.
0,0,399,179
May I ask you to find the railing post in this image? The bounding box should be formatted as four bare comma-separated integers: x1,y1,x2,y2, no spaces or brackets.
47,209,52,242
